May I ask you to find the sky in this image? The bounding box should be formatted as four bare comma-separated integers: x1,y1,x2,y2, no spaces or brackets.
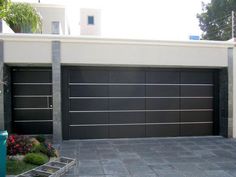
13,0,211,40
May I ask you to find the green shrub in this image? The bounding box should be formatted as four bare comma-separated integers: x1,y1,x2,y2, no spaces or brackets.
35,135,45,143
7,159,37,175
23,153,48,166
30,144,42,153
32,143,58,158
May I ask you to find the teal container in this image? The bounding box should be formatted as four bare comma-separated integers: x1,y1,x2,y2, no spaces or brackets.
0,131,8,177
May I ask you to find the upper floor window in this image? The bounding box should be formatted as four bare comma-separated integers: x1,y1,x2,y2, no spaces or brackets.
88,16,94,25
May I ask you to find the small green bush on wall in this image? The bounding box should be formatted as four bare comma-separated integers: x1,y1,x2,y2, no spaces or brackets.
5,2,42,33
23,153,49,166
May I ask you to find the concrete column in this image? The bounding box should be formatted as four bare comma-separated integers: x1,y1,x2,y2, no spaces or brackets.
219,69,228,137
228,48,234,138
0,40,4,130
232,47,236,138
52,41,62,143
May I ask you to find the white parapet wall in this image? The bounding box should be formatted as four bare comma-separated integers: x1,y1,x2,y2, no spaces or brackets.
0,34,232,67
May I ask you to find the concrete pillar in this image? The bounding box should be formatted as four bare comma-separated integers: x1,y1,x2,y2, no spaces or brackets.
228,48,234,138
232,47,236,138
52,41,62,143
0,40,4,130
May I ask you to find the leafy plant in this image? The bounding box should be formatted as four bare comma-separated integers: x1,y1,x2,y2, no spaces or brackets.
197,0,236,40
7,159,36,175
31,142,58,158
0,0,11,20
23,153,49,166
7,135,33,156
35,135,45,143
5,2,42,33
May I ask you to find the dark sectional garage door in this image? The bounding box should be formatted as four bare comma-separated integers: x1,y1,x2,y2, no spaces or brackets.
12,68,52,134
62,67,219,139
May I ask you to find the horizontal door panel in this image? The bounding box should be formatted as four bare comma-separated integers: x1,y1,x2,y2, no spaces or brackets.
109,70,145,83
146,98,179,110
109,99,145,110
146,124,180,137
146,71,179,84
181,71,213,84
181,111,213,122
146,85,179,97
14,110,52,120
14,122,52,134
70,85,108,97
109,85,145,97
70,99,108,111
109,125,145,138
180,123,213,136
146,112,179,123
181,98,213,109
109,112,145,124
181,86,213,97
12,71,51,83
70,112,109,124
69,70,109,83
13,85,52,95
69,126,109,139
13,97,48,108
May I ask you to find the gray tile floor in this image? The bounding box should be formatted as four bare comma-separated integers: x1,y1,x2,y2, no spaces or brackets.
60,136,236,177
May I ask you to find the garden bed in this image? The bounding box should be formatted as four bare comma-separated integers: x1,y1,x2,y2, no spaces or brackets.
6,135,59,176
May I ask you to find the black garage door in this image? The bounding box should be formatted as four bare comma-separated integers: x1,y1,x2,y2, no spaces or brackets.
12,68,52,134
62,67,219,139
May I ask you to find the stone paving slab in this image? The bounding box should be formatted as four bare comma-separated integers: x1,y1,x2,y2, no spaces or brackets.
60,136,236,177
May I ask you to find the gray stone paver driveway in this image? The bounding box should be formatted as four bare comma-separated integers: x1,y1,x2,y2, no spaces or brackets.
60,136,236,177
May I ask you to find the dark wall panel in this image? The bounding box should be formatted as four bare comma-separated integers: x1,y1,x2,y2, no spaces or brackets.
146,85,179,97
109,112,145,124
109,70,145,83
146,124,180,137
70,99,108,111
14,110,52,121
12,70,51,83
13,85,52,95
181,98,213,109
146,111,179,123
181,86,213,97
12,68,52,135
146,98,179,110
180,123,213,136
109,99,145,110
70,85,108,97
69,69,109,83
181,71,213,84
181,111,213,122
69,126,109,139
146,71,179,84
70,112,109,124
14,97,48,108
109,85,145,97
109,125,145,138
62,67,218,139
14,122,52,134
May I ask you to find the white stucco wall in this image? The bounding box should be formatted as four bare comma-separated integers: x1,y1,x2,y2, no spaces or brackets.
1,34,232,67
80,8,101,36
61,41,228,67
32,4,67,35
